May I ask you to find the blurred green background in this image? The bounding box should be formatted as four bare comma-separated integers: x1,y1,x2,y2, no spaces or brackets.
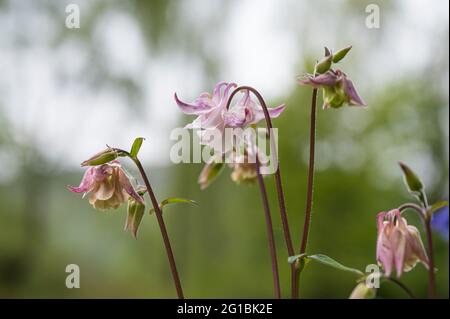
0,0,448,298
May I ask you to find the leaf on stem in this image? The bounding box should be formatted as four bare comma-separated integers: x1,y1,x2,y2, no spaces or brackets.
130,137,145,158
289,253,364,277
149,197,198,215
428,200,448,216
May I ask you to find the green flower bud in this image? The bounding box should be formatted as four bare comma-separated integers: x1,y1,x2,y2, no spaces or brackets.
399,162,424,194
81,148,118,167
314,54,333,74
349,283,377,299
125,197,146,238
332,45,352,63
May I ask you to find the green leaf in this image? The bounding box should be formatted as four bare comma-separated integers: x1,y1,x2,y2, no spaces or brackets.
428,200,448,216
398,162,424,194
332,45,352,63
130,137,145,158
289,254,364,277
149,197,198,215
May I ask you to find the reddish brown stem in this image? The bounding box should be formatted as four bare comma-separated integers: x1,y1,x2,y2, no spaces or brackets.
226,86,297,298
115,149,184,299
256,154,281,298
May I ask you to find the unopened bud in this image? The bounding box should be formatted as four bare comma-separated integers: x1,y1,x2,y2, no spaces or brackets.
314,54,333,74
125,197,146,238
81,148,118,167
332,45,352,63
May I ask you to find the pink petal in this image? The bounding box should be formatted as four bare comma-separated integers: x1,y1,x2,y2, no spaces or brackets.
67,167,95,193
391,228,407,278
118,169,144,204
343,78,367,106
174,92,213,115
250,103,286,124
218,82,237,107
298,72,338,88
212,81,228,104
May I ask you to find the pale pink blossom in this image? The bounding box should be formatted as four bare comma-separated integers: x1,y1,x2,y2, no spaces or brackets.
376,209,429,278
67,161,144,210
299,69,366,109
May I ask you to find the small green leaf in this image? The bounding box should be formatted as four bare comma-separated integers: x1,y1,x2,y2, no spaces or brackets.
149,197,198,215
332,45,352,63
398,162,424,194
130,137,145,158
290,254,364,277
428,201,448,216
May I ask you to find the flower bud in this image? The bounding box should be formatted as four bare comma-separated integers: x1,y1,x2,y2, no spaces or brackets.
198,161,225,190
349,283,376,299
81,148,118,167
314,54,333,74
125,197,146,238
332,45,352,63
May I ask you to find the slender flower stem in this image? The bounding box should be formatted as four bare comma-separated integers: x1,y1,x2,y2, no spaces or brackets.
226,86,296,298
398,203,424,216
424,218,436,298
293,88,318,298
255,154,281,298
385,277,416,299
116,149,184,299
398,202,436,298
299,88,318,254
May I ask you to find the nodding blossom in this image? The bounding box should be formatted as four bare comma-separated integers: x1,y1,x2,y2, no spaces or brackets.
174,81,285,152
67,160,144,210
298,69,366,109
376,209,429,278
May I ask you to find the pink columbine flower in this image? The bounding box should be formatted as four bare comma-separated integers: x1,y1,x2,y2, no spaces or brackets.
67,160,144,210
299,69,366,109
376,209,429,278
175,81,286,130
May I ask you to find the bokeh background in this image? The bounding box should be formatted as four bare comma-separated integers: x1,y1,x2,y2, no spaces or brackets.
0,0,448,298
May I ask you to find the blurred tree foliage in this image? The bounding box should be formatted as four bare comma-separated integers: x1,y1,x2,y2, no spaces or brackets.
0,0,448,298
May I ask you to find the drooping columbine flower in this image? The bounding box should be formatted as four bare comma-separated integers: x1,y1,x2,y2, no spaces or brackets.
67,160,144,210
376,209,429,278
175,81,285,131
298,69,366,109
